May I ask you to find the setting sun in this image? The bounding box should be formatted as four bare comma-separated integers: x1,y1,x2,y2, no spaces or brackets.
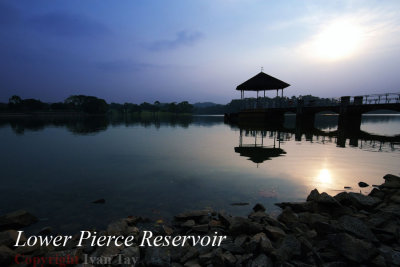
317,168,333,184
310,20,365,61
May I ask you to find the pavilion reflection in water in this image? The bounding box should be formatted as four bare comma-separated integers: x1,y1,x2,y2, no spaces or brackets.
235,128,286,166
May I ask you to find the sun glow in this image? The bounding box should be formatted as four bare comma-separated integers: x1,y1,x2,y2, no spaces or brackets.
307,20,365,61
317,169,332,185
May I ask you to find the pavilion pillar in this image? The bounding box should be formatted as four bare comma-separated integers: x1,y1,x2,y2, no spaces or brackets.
281,89,283,97
276,89,278,97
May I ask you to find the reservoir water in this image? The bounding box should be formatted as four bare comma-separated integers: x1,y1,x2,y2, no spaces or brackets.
0,114,399,233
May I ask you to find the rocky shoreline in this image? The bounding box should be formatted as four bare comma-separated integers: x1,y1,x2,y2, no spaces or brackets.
1,174,400,266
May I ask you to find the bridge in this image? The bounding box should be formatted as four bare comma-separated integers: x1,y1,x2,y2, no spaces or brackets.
225,93,400,129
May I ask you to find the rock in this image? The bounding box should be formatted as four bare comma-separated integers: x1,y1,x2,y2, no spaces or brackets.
358,182,369,188
192,224,209,233
145,247,171,266
183,259,201,267
181,247,199,263
344,186,352,190
307,189,320,202
234,235,248,247
230,202,249,206
0,210,38,230
264,226,286,241
338,215,377,241
370,254,387,267
181,220,196,228
275,202,314,212
328,233,378,263
381,174,400,188
229,217,263,235
121,246,140,260
317,193,341,206
251,253,273,267
378,245,400,266
334,192,379,209
0,230,25,248
274,235,301,262
38,226,53,235
253,203,266,212
0,245,16,265
369,188,385,199
92,198,105,204
208,220,222,228
175,210,211,220
162,225,174,235
221,241,245,254
278,207,298,225
218,212,233,226
107,219,128,235
222,251,236,265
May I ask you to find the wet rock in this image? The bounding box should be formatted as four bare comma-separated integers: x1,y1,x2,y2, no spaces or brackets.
0,210,38,230
229,217,263,235
0,245,16,265
251,253,273,267
370,254,387,267
162,225,174,235
92,198,105,204
338,215,377,241
381,174,400,188
0,230,25,248
253,203,266,212
145,247,171,266
274,235,301,262
208,220,222,228
358,182,369,188
121,246,140,260
328,233,378,263
181,247,199,263
264,226,286,241
278,207,298,225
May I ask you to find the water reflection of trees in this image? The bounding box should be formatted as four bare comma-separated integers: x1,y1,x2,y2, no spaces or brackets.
0,114,224,135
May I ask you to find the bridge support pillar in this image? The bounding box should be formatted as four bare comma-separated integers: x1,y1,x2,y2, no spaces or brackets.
338,96,362,147
295,99,315,140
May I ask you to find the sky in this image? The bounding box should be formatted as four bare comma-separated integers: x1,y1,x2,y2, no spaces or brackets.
1,0,400,104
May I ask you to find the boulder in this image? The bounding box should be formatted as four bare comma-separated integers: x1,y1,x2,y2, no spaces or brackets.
0,210,38,230
251,253,273,267
0,230,25,248
175,210,211,221
274,235,301,262
253,203,266,212
145,247,171,266
328,233,378,263
229,217,263,235
338,215,377,241
0,245,16,265
278,207,298,225
381,174,400,188
264,226,286,241
358,182,369,188
306,189,320,202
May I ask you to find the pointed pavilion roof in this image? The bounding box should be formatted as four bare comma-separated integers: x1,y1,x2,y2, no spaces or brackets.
236,72,290,91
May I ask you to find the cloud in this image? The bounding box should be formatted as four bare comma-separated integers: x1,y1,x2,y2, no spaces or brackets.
28,12,109,37
96,60,159,72
148,30,203,51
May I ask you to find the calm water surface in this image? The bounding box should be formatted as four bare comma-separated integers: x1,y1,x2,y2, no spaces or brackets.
0,114,399,233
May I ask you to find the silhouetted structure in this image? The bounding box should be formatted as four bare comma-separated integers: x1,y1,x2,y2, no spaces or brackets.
236,71,290,99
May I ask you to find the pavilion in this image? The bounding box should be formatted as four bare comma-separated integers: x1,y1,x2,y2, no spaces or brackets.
236,71,290,99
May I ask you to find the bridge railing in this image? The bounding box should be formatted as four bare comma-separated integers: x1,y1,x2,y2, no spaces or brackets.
237,93,400,110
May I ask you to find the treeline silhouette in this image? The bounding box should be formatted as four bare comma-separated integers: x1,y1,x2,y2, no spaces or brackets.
1,95,193,115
